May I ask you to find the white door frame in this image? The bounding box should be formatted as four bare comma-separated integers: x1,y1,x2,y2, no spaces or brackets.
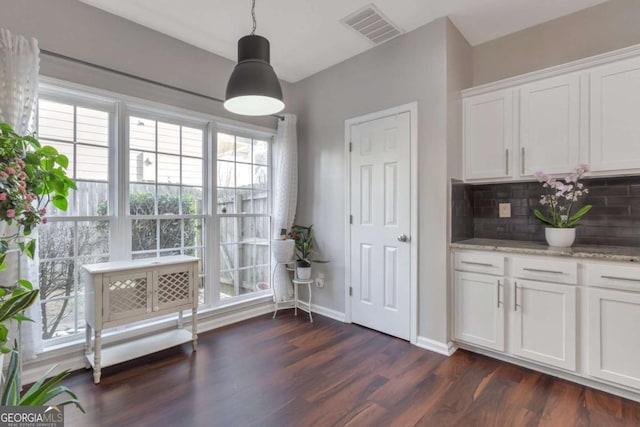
344,102,418,344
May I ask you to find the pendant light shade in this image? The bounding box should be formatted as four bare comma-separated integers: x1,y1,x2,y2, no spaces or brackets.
224,35,284,116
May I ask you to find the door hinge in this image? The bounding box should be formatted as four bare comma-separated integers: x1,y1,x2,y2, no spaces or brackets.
349,286,353,296
349,142,353,153
349,214,353,224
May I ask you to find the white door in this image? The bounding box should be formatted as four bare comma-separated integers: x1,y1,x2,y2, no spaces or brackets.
588,287,640,389
519,73,581,177
511,279,576,371
349,111,411,340
590,56,640,172
463,90,513,180
454,271,505,352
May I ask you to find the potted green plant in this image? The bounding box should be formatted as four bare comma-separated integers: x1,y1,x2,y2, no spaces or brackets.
287,225,328,280
533,164,592,248
0,123,81,411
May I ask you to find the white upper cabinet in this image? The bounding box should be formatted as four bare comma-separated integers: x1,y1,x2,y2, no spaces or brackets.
463,90,513,180
590,56,640,172
519,73,582,177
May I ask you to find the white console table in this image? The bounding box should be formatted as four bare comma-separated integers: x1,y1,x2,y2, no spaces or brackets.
82,255,199,384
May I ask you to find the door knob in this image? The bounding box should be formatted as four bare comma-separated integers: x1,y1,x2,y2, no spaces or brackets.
397,234,409,242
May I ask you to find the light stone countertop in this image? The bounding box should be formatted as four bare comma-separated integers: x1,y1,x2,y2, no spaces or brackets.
450,238,640,263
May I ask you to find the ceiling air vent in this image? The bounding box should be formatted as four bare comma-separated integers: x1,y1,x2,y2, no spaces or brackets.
341,4,403,45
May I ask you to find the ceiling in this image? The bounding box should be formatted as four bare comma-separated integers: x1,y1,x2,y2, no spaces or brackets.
77,0,609,83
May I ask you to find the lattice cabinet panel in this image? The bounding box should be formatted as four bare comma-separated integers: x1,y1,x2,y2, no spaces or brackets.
103,271,152,322
155,268,193,311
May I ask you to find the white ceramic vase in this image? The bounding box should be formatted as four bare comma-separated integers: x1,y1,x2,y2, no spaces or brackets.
545,228,576,248
271,239,295,263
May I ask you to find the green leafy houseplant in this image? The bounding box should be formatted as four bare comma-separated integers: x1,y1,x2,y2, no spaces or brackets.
0,122,80,410
287,225,328,268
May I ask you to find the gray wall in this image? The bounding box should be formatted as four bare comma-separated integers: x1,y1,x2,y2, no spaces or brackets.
292,18,471,344
473,0,640,85
0,0,293,127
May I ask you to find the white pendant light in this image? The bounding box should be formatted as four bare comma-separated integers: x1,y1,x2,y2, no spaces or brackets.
224,0,284,116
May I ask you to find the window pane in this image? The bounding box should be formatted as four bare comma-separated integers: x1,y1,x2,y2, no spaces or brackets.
77,221,109,256
256,266,270,287
219,217,237,244
182,187,203,215
236,163,252,188
132,219,157,251
184,219,203,247
217,161,235,187
182,127,203,158
240,268,257,294
253,190,268,214
38,100,74,141
130,184,156,215
182,157,202,187
76,181,109,216
256,216,270,241
256,244,269,265
39,260,75,301
76,107,109,146
157,185,180,215
217,133,235,160
220,244,237,271
77,145,108,181
157,154,180,184
157,121,180,154
39,222,74,259
130,150,156,183
236,189,252,214
239,244,256,268
42,299,74,340
236,137,252,163
217,188,235,214
159,219,182,249
254,165,268,191
130,117,156,151
253,140,268,165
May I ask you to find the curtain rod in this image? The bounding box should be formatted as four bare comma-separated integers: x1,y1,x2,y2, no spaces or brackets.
40,49,285,121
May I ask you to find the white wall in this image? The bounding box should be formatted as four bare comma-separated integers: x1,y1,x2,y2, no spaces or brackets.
0,0,294,127
473,0,640,85
292,17,471,345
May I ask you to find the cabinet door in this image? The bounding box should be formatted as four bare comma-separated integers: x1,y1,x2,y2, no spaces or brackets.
103,270,153,323
588,288,640,389
454,271,505,351
511,280,576,371
154,264,194,312
464,90,513,180
590,56,640,172
519,74,581,177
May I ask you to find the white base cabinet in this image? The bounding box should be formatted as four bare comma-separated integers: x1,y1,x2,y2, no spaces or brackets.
511,279,576,371
454,271,505,352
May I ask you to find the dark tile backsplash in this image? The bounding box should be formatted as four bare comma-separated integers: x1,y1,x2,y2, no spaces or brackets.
451,176,640,247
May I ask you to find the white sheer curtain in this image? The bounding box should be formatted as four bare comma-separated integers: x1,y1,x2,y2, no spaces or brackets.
0,28,41,360
271,114,298,301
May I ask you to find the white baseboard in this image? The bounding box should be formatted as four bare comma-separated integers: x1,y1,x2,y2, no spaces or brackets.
415,336,458,356
296,301,346,322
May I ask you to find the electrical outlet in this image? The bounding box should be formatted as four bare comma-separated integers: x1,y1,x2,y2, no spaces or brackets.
499,203,511,218
315,278,324,288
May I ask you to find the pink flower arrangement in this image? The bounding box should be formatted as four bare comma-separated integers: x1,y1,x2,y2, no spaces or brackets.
533,164,592,228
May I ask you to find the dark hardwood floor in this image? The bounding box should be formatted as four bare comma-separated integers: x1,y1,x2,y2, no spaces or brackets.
62,312,640,426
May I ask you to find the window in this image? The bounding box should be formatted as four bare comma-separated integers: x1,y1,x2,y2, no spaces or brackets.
36,97,113,340
34,80,274,345
216,131,271,300
128,114,207,303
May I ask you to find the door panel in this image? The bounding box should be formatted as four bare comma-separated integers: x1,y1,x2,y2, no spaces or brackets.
350,111,411,340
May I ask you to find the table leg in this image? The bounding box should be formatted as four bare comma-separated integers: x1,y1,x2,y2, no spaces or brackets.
294,281,298,316
192,306,198,351
178,310,183,329
84,323,92,369
93,330,102,384
308,283,313,323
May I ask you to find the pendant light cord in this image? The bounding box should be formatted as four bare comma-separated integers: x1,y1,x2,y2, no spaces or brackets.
250,0,257,35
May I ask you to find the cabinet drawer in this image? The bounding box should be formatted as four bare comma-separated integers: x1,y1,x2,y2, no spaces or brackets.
454,252,505,276
512,257,577,285
586,263,640,292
